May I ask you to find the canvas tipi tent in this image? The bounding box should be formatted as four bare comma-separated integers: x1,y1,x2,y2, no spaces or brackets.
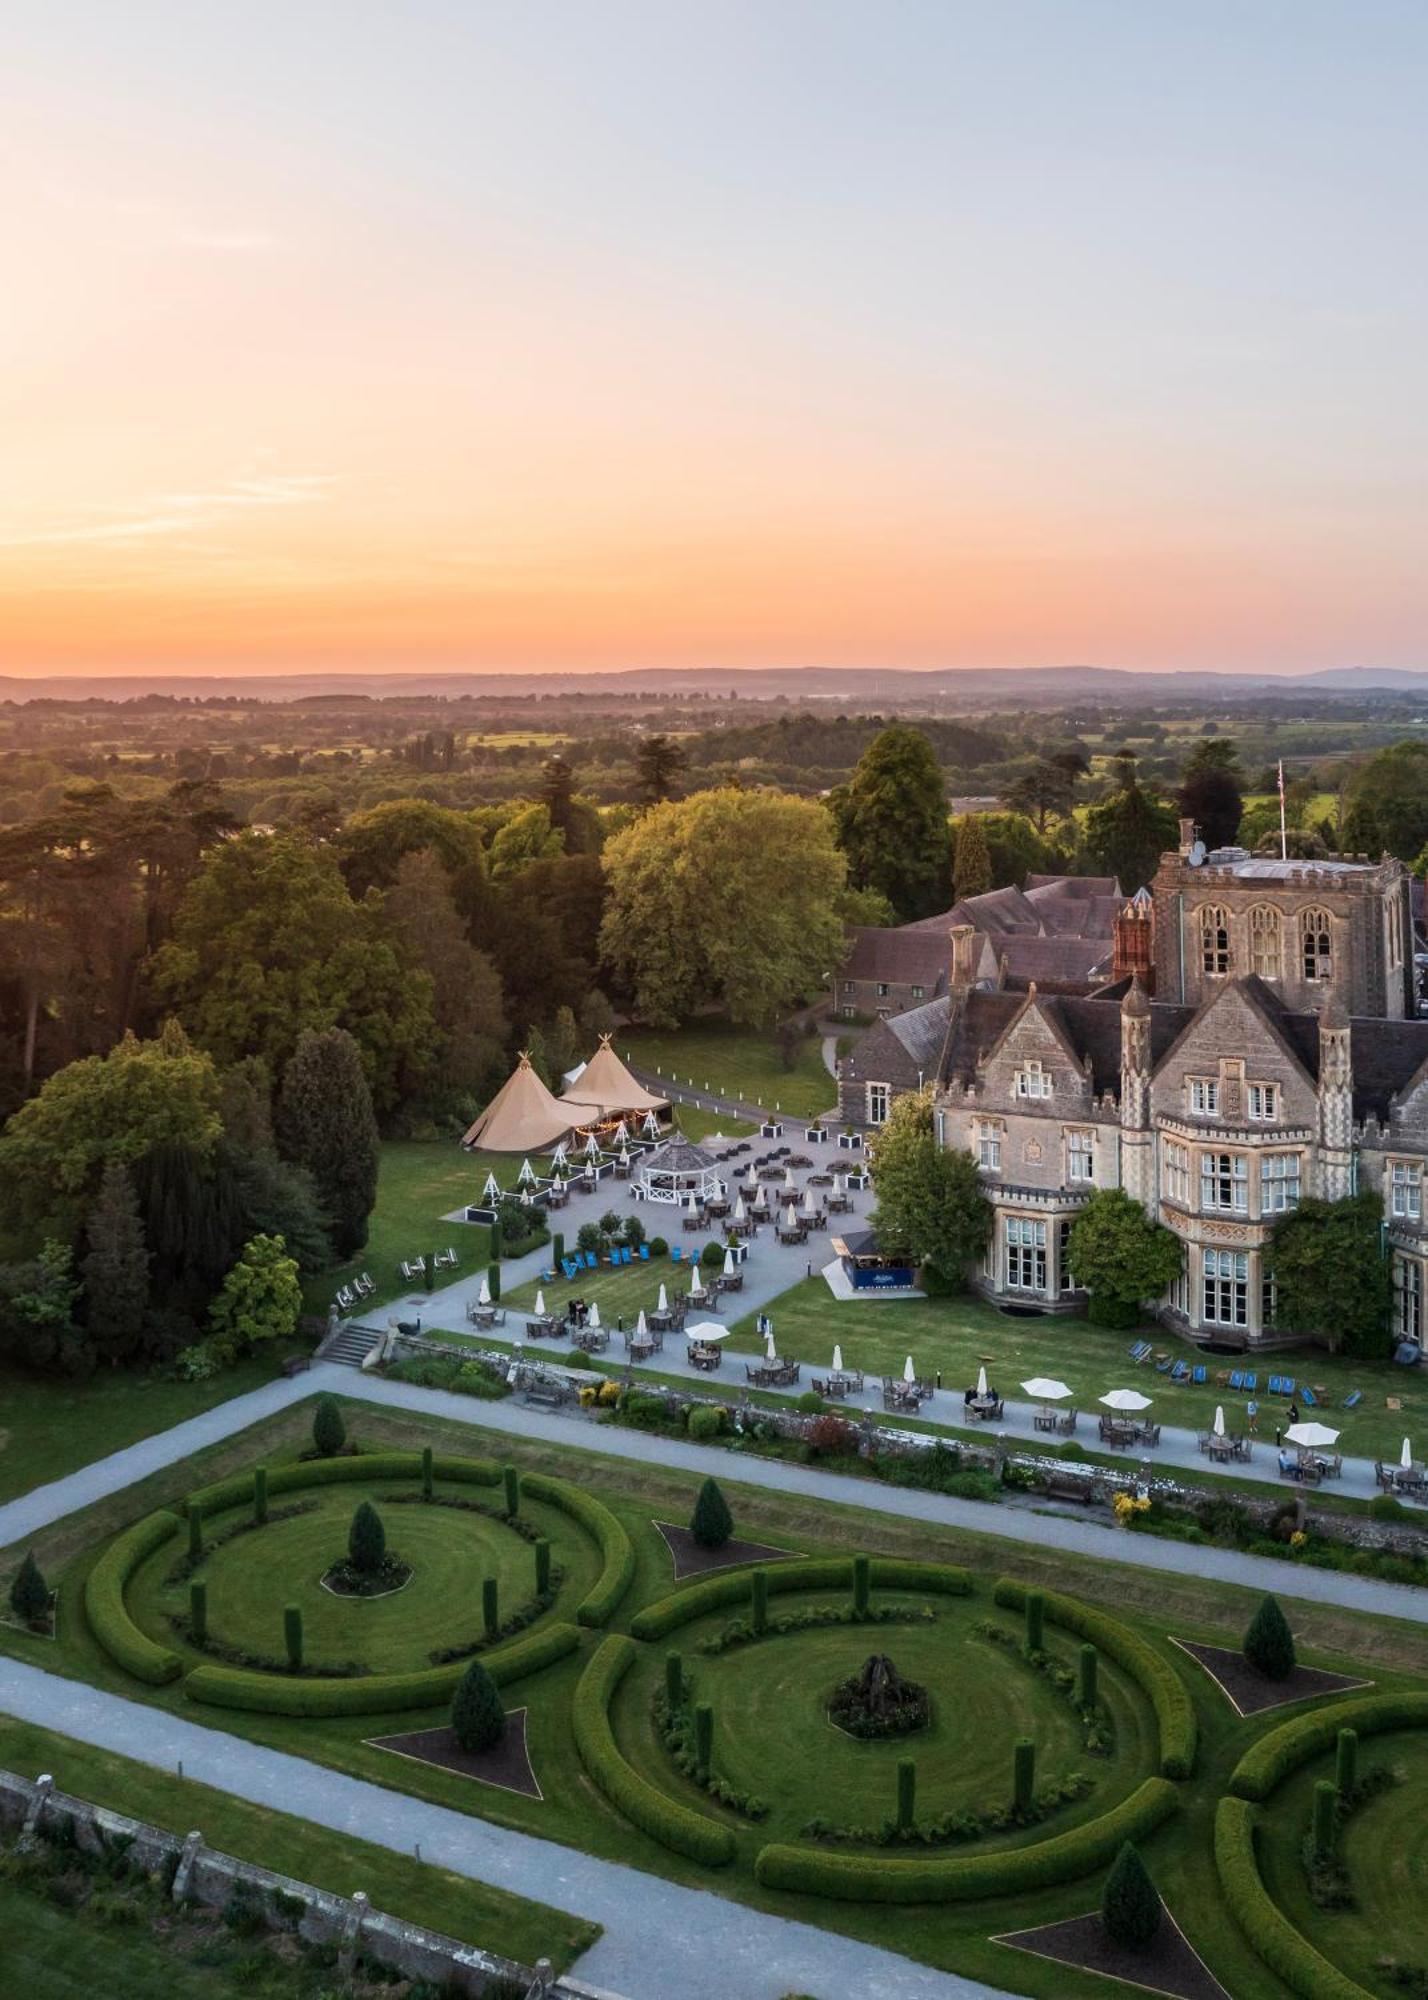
559,1035,669,1121
462,1054,598,1153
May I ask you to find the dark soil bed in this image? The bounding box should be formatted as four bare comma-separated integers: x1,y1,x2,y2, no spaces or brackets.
653,1521,802,1580
367,1707,540,1798
995,1908,1233,2000
321,1555,414,1599
1172,1639,1371,1718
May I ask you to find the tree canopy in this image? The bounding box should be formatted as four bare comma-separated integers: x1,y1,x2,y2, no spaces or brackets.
1269,1192,1392,1357
1066,1189,1184,1327
209,1234,302,1355
868,1087,991,1291
1080,773,1179,891
1345,741,1428,864
599,787,846,1027
275,1029,380,1259
337,799,485,897
951,814,992,901
828,726,952,921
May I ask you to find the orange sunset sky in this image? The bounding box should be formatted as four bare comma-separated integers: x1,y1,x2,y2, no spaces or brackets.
2,2,1425,677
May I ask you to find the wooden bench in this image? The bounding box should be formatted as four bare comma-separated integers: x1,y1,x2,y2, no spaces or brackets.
523,1378,570,1410
281,1354,312,1378
1041,1469,1100,1504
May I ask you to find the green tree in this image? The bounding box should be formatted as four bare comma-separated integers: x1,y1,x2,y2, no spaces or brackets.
951,814,992,902
545,1005,581,1083
1269,1193,1391,1357
600,788,846,1027
1345,741,1428,864
828,727,952,921
975,810,1055,889
347,1500,386,1576
0,1021,222,1241
690,1477,733,1549
1001,759,1079,833
1081,772,1179,891
1243,1595,1296,1680
225,1144,332,1277
312,1395,346,1457
379,849,508,1111
337,799,485,898
80,1159,150,1365
209,1235,301,1355
1066,1190,1184,1328
274,1030,379,1258
868,1087,991,1291
488,803,565,880
1178,739,1244,851
8,1551,50,1626
0,1242,86,1376
451,1659,506,1751
1101,1842,1162,1949
579,987,617,1043
634,733,689,807
133,1141,246,1315
152,831,436,1115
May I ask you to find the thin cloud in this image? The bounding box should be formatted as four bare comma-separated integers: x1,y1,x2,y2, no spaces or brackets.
0,474,335,549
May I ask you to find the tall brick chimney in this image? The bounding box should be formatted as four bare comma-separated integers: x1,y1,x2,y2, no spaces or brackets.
1112,896,1154,989
950,923,978,991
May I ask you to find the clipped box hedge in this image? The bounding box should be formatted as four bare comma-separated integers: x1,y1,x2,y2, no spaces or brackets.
755,1774,1178,1904
993,1578,1197,1780
630,1556,972,1643
183,1620,581,1718
83,1510,185,1685
521,1472,633,1628
1214,1796,1373,2000
573,1634,736,1867
186,1450,502,1517
1228,1692,1428,1803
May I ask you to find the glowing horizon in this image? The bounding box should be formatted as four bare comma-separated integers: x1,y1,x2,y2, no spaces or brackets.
3,3,1425,677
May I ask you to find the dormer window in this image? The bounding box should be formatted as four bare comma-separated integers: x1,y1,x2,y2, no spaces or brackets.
1200,904,1231,976
1015,1060,1052,1099
1302,909,1332,982
1188,1076,1219,1116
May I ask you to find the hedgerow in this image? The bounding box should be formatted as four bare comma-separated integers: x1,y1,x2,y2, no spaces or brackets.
1227,1692,1428,1803
754,1774,1178,1903
183,1621,581,1717
83,1512,185,1685
992,1579,1196,1779
1214,1797,1373,2000
630,1558,972,1643
572,1635,736,1867
521,1472,633,1627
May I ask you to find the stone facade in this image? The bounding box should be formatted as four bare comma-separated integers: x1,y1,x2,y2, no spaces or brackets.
839,839,1428,1351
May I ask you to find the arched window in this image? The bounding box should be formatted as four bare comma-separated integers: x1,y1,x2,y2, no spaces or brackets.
1248,905,1281,980
1199,903,1230,976
1302,908,1332,982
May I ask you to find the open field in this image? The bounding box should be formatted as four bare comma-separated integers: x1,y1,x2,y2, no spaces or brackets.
619,1021,837,1122
7,1387,1428,1997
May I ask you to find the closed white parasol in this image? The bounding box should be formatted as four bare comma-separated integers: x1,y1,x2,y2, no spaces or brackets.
1402,1436,1415,1471
657,1283,668,1312
833,1345,844,1372
976,1364,989,1398
588,1303,601,1330
689,1262,704,1296
1213,1405,1226,1437
534,1289,546,1316
477,1275,491,1307
904,1354,917,1383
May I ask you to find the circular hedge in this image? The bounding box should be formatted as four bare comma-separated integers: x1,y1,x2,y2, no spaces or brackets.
84,1449,633,1718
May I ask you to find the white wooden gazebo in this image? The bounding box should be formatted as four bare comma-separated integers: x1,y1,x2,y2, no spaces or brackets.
633,1136,722,1207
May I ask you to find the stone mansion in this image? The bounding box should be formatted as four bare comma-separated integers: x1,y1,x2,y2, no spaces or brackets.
839,828,1428,1350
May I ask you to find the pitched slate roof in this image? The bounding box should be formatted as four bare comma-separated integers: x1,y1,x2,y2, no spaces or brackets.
993,935,1115,992
841,926,949,991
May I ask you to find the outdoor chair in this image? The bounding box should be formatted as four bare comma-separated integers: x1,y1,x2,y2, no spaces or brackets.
1191,1364,1207,1385
1301,1385,1318,1407
1229,1370,1245,1391
582,1251,598,1269
1242,1372,1258,1392
671,1245,683,1261
400,1258,425,1281
639,1244,650,1260
1343,1390,1363,1409
1170,1360,1189,1382
1197,1430,1211,1453
1139,1421,1161,1447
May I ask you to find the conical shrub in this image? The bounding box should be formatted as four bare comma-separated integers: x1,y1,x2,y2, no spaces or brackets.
1101,1841,1162,1949
348,1501,386,1576
690,1477,732,1550
9,1552,49,1626
313,1396,346,1457
1243,1594,1296,1681
451,1660,505,1752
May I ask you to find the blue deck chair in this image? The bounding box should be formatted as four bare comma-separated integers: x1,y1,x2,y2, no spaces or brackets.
671,1245,683,1262
639,1244,650,1261
1192,1365,1207,1385
1229,1369,1244,1391
1343,1389,1363,1409
1301,1386,1318,1408
1171,1360,1189,1382
582,1250,598,1270
1279,1377,1295,1397
562,1258,580,1281
1243,1372,1258,1392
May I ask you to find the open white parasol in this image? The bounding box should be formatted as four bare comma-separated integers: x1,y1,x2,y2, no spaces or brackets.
477,1274,491,1307
1100,1388,1152,1412
903,1354,917,1384
1402,1436,1415,1471
975,1364,989,1398
686,1320,729,1343
1021,1377,1071,1401
1284,1421,1340,1449
832,1344,844,1373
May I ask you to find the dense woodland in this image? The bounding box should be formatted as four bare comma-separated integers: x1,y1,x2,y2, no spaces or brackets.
4,683,1428,1385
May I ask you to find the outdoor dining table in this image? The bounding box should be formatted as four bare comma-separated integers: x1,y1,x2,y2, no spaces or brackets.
704,1197,730,1217
545,1185,569,1208
967,1394,999,1421
1100,1418,1138,1447
628,1337,657,1362
648,1308,680,1333
826,1193,853,1213
526,1314,564,1339
468,1305,501,1329
572,1327,608,1354
687,1343,722,1371
1033,1406,1059,1433
714,1271,744,1292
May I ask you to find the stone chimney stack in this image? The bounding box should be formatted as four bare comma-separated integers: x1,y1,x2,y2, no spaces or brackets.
1178,817,1197,858
1112,896,1155,989
1317,987,1354,1199
1119,977,1154,1213
949,923,978,991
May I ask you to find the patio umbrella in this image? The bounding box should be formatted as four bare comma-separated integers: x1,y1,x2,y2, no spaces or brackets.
784,1204,798,1230
685,1190,697,1212
976,1364,989,1398
588,1303,601,1330
1284,1421,1340,1449
635,1309,649,1339
657,1284,668,1312
802,1186,817,1216
832,1344,844,1372
1213,1405,1226,1437
833,1172,844,1195
689,1263,704,1296
477,1275,491,1307
1402,1436,1415,1471
746,1163,759,1186
1020,1378,1071,1401
903,1354,917,1384
686,1320,730,1343
534,1289,546,1317
1100,1388,1152,1411
733,1196,746,1223
722,1249,735,1276
765,1327,778,1360
784,1164,796,1188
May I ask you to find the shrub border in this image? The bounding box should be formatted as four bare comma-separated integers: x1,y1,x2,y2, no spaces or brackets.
629,1556,972,1642
992,1578,1197,1779
88,1448,623,1713
1226,1691,1428,1803
573,1634,736,1867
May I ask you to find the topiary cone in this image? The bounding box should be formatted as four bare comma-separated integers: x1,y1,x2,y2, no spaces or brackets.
1101,1841,1162,1949
1335,1728,1358,1797
253,1466,268,1525
1243,1593,1296,1681
534,1538,551,1596
451,1659,505,1752
503,1465,519,1518
690,1477,732,1550
482,1576,499,1640
190,1579,208,1645
1025,1591,1045,1654
1013,1738,1036,1814
312,1395,345,1458
348,1501,386,1577
9,1552,49,1626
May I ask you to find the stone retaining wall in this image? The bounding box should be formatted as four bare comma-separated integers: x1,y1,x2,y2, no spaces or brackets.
0,1768,619,2000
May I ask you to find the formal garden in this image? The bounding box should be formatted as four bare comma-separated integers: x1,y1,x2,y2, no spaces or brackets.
5,1389,1428,1999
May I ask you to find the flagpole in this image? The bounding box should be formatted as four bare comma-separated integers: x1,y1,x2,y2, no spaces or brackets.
1278,759,1287,861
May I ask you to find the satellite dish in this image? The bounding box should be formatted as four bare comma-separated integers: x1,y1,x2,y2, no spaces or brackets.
1187,840,1206,866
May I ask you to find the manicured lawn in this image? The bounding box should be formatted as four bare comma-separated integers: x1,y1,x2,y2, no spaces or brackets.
304,1140,491,1317
0,1712,598,1972
620,1020,837,1122
728,1278,1427,1465
503,1252,723,1328
10,1387,1428,1998
0,1878,236,2000
0,1351,302,1507
136,1479,598,1676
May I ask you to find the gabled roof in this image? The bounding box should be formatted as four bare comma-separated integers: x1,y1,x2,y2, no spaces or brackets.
463,1055,597,1152
559,1035,669,1117
841,926,949,990
994,935,1115,992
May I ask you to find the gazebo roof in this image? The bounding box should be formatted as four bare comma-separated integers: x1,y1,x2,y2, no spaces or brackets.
638,1136,718,1176
462,1055,598,1153
559,1036,669,1118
